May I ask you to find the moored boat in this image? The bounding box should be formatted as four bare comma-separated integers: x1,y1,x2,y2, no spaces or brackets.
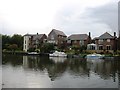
28,52,39,55
49,51,67,57
86,53,104,59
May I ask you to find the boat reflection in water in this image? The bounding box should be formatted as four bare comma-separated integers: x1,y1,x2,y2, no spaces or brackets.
2,54,120,88
49,57,67,63
49,51,67,57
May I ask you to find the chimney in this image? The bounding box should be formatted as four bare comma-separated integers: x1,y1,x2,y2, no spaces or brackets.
89,32,91,37
88,32,91,44
114,32,116,37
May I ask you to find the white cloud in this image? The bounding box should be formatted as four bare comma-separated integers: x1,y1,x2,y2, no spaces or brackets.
53,0,119,37
0,0,118,37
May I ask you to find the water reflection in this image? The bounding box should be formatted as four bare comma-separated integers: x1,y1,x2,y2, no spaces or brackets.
87,59,117,81
49,57,67,63
2,54,120,88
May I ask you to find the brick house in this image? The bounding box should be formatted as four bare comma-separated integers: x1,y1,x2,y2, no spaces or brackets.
67,32,91,47
94,32,117,51
23,33,47,52
47,29,67,47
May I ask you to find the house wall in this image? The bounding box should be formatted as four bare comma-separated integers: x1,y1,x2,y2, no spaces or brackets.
48,31,58,44
23,36,31,52
57,35,67,46
40,34,47,43
70,37,90,47
71,40,80,46
95,39,115,50
48,31,67,46
23,34,47,52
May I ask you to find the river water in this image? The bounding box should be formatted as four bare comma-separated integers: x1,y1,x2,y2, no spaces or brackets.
2,54,120,88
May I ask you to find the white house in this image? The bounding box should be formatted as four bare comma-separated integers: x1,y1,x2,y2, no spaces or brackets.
23,34,32,52
23,33,47,52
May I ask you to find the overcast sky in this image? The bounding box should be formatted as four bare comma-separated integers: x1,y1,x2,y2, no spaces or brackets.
0,0,119,38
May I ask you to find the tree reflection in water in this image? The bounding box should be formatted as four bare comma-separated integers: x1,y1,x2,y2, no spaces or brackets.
2,54,120,87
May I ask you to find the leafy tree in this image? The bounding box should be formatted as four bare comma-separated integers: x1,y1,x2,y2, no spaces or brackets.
27,47,35,52
71,45,80,55
8,44,18,51
11,34,23,50
2,34,23,51
79,46,87,53
40,43,54,53
2,35,11,49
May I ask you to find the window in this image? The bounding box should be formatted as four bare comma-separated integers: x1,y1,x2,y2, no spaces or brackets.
74,40,77,43
67,40,71,43
25,40,26,44
99,39,103,44
99,45,103,50
107,39,110,42
91,46,95,50
106,45,111,50
25,45,26,49
80,40,84,46
51,35,54,40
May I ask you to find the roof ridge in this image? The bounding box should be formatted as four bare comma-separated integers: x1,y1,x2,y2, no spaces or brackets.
70,34,88,36
98,32,114,39
52,29,66,36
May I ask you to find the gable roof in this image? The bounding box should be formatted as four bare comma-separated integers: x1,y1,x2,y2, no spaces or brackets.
24,34,33,36
33,34,45,40
24,33,46,40
68,34,89,40
96,32,114,39
51,29,66,36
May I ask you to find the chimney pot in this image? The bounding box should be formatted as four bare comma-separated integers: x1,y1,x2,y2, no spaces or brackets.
114,32,116,37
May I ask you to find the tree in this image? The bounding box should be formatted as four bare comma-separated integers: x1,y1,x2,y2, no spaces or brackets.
71,45,80,55
2,35,11,49
8,44,18,51
40,43,54,53
79,45,87,53
2,34,23,51
11,34,23,50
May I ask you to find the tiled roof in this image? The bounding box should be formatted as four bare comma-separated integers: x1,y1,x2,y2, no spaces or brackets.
24,33,45,40
33,34,44,40
24,34,33,36
68,34,88,40
96,32,114,39
52,29,66,36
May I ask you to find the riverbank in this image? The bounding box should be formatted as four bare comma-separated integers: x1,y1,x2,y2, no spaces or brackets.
2,51,120,58
2,51,49,56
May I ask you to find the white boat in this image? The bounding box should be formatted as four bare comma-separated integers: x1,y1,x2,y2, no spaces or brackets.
28,52,39,55
49,51,67,57
86,53,104,59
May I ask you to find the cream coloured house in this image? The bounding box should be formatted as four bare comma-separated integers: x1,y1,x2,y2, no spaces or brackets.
23,33,47,52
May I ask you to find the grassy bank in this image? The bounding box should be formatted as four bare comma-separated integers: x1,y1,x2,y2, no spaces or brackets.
2,51,28,55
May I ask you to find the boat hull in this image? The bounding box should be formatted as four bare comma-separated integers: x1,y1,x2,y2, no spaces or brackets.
49,51,67,57
86,54,104,59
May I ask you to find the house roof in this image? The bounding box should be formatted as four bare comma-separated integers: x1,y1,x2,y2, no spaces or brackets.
96,32,114,39
33,34,45,40
24,34,33,36
52,29,66,36
68,34,89,40
24,33,46,40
